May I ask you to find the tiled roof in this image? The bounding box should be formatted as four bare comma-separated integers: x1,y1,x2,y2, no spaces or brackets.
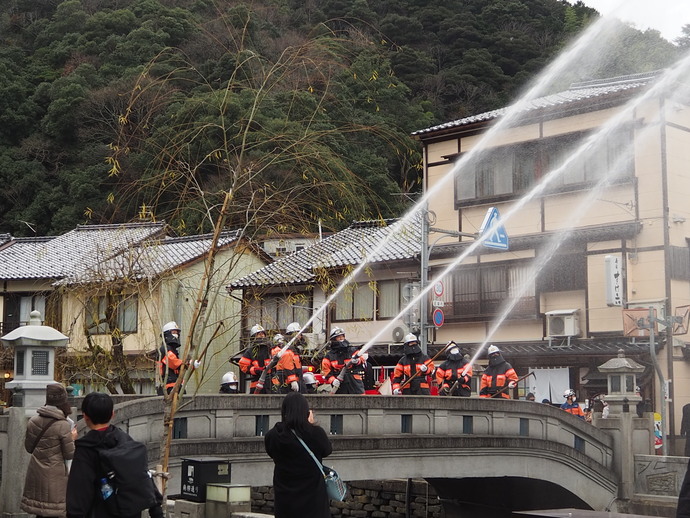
59,230,243,284
0,234,11,246
229,214,422,289
0,223,165,280
412,71,659,137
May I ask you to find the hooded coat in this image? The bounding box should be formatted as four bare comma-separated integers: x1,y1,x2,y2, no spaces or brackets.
264,421,333,518
66,425,163,518
21,405,75,517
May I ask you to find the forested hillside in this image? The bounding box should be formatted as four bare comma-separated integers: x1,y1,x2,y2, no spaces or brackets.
0,0,682,236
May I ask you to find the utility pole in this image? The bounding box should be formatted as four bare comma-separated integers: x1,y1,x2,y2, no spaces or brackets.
638,307,686,456
419,209,478,355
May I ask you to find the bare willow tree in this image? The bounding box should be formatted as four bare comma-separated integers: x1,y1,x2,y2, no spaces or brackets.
88,8,422,497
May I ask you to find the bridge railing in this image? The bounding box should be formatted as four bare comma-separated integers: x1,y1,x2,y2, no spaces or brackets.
105,394,614,470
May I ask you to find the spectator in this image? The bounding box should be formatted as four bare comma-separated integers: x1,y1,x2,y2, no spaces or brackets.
602,398,610,419
479,345,518,399
678,457,690,518
635,386,645,418
66,392,163,518
21,384,75,518
525,392,536,402
265,392,333,518
681,404,690,457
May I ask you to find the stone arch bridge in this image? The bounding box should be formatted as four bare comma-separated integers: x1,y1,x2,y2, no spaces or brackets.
0,394,680,516
95,395,667,514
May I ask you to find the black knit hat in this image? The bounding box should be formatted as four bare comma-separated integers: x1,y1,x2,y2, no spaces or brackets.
46,384,71,417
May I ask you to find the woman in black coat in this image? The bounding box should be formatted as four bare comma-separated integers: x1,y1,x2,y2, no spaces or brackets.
265,392,333,518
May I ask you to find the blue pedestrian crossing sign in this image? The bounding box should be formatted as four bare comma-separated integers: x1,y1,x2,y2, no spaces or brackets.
479,207,509,250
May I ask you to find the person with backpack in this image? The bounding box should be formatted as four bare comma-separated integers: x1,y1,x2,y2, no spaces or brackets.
66,392,163,518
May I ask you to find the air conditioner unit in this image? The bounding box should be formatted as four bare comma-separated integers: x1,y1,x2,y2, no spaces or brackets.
545,310,581,338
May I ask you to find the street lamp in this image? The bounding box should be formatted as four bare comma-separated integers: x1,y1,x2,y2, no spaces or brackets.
0,310,69,414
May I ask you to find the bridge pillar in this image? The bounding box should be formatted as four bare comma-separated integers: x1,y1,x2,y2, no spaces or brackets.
367,408,384,434
0,407,30,516
433,409,448,435
596,351,654,503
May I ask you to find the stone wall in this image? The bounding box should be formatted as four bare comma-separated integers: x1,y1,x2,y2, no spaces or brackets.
249,479,444,518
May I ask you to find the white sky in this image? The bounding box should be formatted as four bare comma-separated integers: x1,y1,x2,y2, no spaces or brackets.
574,0,690,42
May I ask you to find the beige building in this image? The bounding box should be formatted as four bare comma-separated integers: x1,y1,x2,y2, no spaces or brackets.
0,223,268,396
228,217,422,385
413,70,690,452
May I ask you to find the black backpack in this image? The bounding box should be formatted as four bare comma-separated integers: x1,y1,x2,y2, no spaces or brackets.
98,439,160,517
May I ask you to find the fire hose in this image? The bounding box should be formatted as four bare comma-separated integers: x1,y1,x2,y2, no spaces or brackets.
488,371,536,398
396,340,457,393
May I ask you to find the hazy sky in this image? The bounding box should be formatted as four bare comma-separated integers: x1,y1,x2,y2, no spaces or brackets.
575,0,689,42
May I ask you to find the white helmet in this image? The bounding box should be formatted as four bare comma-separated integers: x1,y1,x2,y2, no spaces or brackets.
221,371,237,384
250,324,265,337
273,333,285,345
403,333,419,345
330,327,345,340
163,321,180,333
487,345,500,355
564,388,576,398
286,322,301,335
303,372,317,385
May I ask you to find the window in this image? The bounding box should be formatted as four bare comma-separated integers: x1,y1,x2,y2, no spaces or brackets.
444,262,536,320
455,128,633,205
538,252,586,292
333,282,374,322
255,415,270,436
245,293,312,332
86,294,138,335
377,280,404,319
330,415,343,435
2,293,47,333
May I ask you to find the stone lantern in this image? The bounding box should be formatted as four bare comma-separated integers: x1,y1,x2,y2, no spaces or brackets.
0,310,69,414
597,348,644,416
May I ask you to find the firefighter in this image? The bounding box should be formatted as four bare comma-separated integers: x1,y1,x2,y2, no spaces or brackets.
303,371,318,394
435,345,472,397
285,321,308,354
479,345,518,399
285,322,308,391
219,371,239,394
321,327,366,394
238,324,272,393
159,321,200,394
561,388,585,419
269,334,302,394
392,333,435,395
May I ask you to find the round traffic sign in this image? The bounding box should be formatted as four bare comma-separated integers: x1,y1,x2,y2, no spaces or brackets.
432,308,444,327
433,281,444,297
